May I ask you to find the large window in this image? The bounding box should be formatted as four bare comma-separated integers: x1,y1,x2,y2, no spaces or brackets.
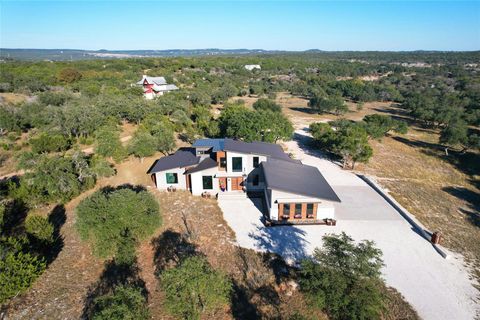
307,203,314,218
253,156,259,168
202,176,213,190
232,157,243,172
165,172,178,184
282,203,290,219
294,204,302,219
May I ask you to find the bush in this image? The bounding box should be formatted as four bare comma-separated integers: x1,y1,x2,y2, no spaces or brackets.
91,285,149,320
76,187,161,258
38,91,70,106
0,236,46,303
25,215,54,243
161,256,232,320
30,132,71,153
253,98,282,113
58,68,82,83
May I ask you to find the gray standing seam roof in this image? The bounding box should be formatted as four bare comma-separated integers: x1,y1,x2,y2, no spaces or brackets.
224,139,298,163
261,158,341,202
147,148,199,174
184,157,217,174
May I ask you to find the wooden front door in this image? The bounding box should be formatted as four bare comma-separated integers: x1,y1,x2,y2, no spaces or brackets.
231,177,243,191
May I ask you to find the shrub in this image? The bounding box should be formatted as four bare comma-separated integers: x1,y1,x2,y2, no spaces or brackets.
58,68,82,83
91,285,149,320
25,215,54,243
161,256,232,320
76,187,161,258
30,132,71,153
0,236,46,303
253,98,282,113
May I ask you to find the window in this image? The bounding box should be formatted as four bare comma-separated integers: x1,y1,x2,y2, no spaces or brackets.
294,204,302,219
165,172,178,184
253,156,259,168
220,157,227,169
282,203,290,219
306,203,314,218
202,176,213,190
252,175,259,186
232,157,243,172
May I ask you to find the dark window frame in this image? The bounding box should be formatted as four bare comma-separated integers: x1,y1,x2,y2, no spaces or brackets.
282,203,290,219
232,157,243,172
219,157,227,168
165,172,178,184
294,203,302,219
253,156,259,168
202,176,213,190
306,203,314,218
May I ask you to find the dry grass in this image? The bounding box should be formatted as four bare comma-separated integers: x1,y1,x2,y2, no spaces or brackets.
0,93,30,105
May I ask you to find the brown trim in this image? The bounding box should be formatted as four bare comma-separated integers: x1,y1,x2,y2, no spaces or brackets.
216,151,226,171
279,202,318,221
185,174,191,191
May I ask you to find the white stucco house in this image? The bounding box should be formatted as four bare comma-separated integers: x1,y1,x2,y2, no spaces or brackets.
147,138,340,225
136,75,178,100
244,64,261,71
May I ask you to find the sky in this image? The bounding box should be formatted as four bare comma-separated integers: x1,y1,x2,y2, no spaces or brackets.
1,1,479,51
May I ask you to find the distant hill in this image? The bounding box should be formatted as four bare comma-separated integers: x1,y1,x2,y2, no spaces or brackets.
0,48,282,61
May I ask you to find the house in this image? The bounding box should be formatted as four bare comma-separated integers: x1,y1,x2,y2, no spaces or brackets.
244,64,261,71
147,138,340,225
136,75,178,100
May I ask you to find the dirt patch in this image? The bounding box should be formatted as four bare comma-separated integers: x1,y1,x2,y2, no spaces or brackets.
0,93,30,105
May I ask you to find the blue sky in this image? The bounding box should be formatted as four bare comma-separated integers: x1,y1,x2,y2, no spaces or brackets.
1,1,479,51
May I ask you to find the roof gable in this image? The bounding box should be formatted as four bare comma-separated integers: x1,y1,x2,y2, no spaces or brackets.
147,148,199,173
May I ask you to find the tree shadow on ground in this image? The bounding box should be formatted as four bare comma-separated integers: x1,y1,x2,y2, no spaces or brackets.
442,186,480,228
392,136,480,177
151,229,198,276
231,248,283,320
44,204,66,264
81,259,148,319
248,224,309,263
289,107,318,114
99,183,147,195
1,199,28,237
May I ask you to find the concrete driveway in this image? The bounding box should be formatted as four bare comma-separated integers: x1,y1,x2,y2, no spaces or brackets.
218,130,479,320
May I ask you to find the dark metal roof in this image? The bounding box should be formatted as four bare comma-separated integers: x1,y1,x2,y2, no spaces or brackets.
192,139,225,152
147,148,199,174
184,157,217,174
261,159,341,202
224,138,298,162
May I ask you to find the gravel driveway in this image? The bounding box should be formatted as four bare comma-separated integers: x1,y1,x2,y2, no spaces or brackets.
218,129,479,320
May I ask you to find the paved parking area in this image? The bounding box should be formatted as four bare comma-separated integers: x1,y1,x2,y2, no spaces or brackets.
218,130,479,320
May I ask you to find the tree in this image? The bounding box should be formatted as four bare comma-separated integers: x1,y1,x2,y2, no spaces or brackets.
439,118,468,155
76,187,161,258
25,215,54,243
29,132,71,153
128,130,157,161
58,67,82,83
253,98,282,113
309,95,348,115
362,114,407,140
0,236,46,303
95,125,126,162
299,232,385,320
161,256,232,320
91,285,149,320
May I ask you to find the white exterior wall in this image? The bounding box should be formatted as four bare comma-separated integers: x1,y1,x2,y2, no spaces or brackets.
190,167,219,196
154,167,187,190
225,151,267,175
268,189,335,221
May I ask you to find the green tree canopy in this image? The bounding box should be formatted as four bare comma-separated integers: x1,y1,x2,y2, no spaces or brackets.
76,187,161,258
253,98,282,113
161,256,232,320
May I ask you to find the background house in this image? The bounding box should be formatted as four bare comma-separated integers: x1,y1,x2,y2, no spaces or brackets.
244,64,261,71
136,75,178,99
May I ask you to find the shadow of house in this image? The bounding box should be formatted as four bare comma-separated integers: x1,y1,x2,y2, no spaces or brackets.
442,186,480,228
151,229,198,276
81,259,148,319
249,225,309,263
